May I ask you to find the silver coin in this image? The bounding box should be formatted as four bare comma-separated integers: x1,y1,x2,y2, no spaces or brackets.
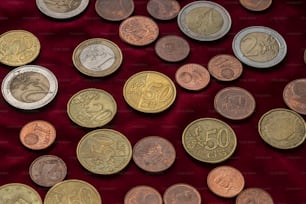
1,65,58,110
232,26,287,68
177,1,231,41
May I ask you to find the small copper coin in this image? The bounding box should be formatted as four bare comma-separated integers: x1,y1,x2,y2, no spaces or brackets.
283,78,306,115
208,54,243,81
95,0,134,21
239,0,272,11
20,120,56,150
236,188,274,204
207,166,245,198
175,63,210,91
124,185,163,204
163,183,201,204
147,0,181,20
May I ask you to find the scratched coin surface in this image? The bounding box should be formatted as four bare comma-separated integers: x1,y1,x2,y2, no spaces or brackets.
44,179,102,204
182,118,237,163
207,166,245,198
119,16,159,46
20,120,56,150
236,188,274,204
233,26,287,68
67,88,117,128
283,78,306,115
124,185,163,204
73,38,123,77
1,65,58,110
95,0,134,21
163,183,201,204
239,0,272,11
258,108,306,149
77,129,132,175
0,30,40,67
147,0,181,20
123,71,176,113
29,155,67,187
177,1,231,41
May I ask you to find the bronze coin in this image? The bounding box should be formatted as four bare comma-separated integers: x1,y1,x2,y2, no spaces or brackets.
163,183,201,204
175,63,210,91
207,166,245,198
214,87,256,120
236,188,274,204
124,185,163,204
208,54,243,81
20,120,56,150
119,16,159,46
239,0,272,11
283,79,306,115
147,0,181,20
95,0,134,21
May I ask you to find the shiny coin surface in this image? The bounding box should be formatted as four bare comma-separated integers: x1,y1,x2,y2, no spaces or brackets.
182,118,237,163
1,65,58,110
163,183,201,204
67,88,117,128
73,38,123,77
283,79,306,115
0,30,40,67
177,1,231,41
77,129,132,175
44,179,102,204
236,188,274,204
29,155,67,187
258,108,306,149
207,166,245,198
124,185,163,204
95,0,134,21
233,26,287,68
147,0,181,20
239,0,272,12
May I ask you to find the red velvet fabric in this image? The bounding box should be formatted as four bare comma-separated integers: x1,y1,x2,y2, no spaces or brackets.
0,0,305,203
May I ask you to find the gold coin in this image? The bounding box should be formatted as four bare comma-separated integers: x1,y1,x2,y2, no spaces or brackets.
0,30,40,66
77,129,132,175
258,108,306,149
67,88,117,128
123,71,176,113
182,118,237,163
44,179,102,204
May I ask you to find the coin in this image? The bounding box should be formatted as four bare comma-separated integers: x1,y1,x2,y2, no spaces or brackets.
133,136,176,173
1,65,58,110
77,129,132,175
208,54,243,81
258,108,306,149
119,16,159,46
44,179,102,204
67,88,117,128
283,79,306,115
29,155,67,187
236,188,274,204
163,183,201,204
239,0,272,12
147,0,181,20
36,0,89,19
123,71,176,113
72,38,123,77
182,118,237,163
177,1,231,41
0,30,40,67
232,26,287,68
95,0,134,21
124,185,163,204
207,166,245,198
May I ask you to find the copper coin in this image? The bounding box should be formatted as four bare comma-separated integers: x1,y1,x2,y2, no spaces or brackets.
95,0,134,21
119,16,159,46
29,155,67,187
208,54,243,81
147,0,181,20
175,63,210,91
133,136,176,173
214,87,256,120
236,188,274,204
163,183,201,204
207,166,245,198
124,185,163,204
20,120,56,150
239,0,272,11
283,78,306,115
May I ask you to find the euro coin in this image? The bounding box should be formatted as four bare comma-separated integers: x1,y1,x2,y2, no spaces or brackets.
236,188,274,204
283,78,306,115
124,186,162,204
163,183,201,204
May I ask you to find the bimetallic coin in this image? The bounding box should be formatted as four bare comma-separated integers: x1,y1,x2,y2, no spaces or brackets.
283,79,306,115
95,0,134,21
123,71,176,113
124,185,163,204
147,0,181,20
163,183,201,204
239,0,272,12
182,118,237,163
67,88,117,128
73,38,123,77
1,65,58,110
258,108,306,149
233,26,287,68
236,188,274,204
77,129,132,175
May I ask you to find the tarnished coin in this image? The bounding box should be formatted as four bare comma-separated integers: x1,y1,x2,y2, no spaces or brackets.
1,65,58,110
124,185,163,204
95,0,134,21
163,183,201,204
177,1,231,41
119,16,159,46
207,166,245,198
147,0,181,20
77,129,132,175
175,63,210,91
29,155,67,187
44,179,102,204
0,30,40,67
233,26,287,68
236,188,274,204
72,38,123,77
239,0,272,12
258,108,306,149
182,118,237,163
283,79,306,115
67,88,117,128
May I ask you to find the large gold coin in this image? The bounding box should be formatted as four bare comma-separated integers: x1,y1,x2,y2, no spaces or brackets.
0,30,40,66
123,71,176,113
182,118,237,163
77,129,132,175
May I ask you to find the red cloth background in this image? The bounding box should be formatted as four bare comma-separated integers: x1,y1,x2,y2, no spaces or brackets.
0,0,305,203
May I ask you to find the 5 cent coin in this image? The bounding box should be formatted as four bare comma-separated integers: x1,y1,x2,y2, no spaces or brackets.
147,0,181,20
95,0,134,21
236,188,274,204
239,0,272,12
124,185,163,204
163,183,201,204
283,78,306,115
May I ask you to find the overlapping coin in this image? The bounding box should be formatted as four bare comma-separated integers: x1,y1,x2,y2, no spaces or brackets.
236,188,274,204
239,0,272,12
95,0,134,21
147,0,181,20
163,183,201,204
124,185,163,204
283,78,306,115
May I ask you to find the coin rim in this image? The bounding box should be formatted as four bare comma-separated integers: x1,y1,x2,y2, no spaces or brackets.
239,0,272,12
0,183,43,203
124,185,163,204
163,183,202,204
283,78,306,115
95,0,134,21
147,0,181,20
235,187,274,204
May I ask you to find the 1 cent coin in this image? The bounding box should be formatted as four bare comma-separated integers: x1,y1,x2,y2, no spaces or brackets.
283,78,306,115
147,0,181,20
124,185,163,204
95,0,134,21
236,188,274,204
163,183,201,204
239,0,272,12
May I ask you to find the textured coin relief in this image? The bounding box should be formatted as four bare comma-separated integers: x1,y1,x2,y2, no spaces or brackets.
124,186,163,204
236,188,274,204
163,183,201,204
147,0,181,20
95,0,134,21
283,78,306,115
